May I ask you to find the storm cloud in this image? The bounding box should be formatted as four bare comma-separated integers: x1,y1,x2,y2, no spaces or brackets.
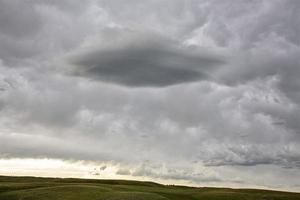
0,0,300,192
69,33,224,87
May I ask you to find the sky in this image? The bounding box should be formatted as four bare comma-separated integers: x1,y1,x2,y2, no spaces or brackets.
0,0,300,192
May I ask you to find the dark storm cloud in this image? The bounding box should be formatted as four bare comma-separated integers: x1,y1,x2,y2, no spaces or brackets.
69,35,224,87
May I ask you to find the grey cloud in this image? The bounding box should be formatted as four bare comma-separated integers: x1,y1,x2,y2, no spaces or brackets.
203,0,300,48
0,0,43,64
239,0,300,47
97,0,208,37
0,0,42,38
202,19,233,47
0,1,96,65
39,0,92,14
207,0,300,107
130,162,223,183
0,69,79,129
69,34,224,87
217,48,300,106
100,165,107,170
116,168,131,175
201,143,300,169
2,65,300,169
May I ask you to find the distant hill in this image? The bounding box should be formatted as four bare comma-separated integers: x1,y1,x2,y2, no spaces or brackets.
0,175,299,200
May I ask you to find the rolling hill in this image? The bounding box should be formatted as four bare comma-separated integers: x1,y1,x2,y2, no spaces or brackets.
0,175,299,200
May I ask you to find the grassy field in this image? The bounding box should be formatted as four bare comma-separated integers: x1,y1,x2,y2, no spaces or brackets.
0,175,299,200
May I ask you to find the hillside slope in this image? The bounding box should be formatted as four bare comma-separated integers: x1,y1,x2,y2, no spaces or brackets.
0,176,299,200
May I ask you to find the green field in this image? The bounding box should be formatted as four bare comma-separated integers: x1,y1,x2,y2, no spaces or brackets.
0,175,299,200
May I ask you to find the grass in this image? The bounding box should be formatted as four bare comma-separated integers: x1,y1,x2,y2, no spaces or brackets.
0,175,299,200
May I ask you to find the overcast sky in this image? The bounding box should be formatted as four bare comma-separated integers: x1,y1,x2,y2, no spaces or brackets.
0,0,300,191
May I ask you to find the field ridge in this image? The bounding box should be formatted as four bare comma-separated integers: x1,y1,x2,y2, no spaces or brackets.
0,175,299,200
